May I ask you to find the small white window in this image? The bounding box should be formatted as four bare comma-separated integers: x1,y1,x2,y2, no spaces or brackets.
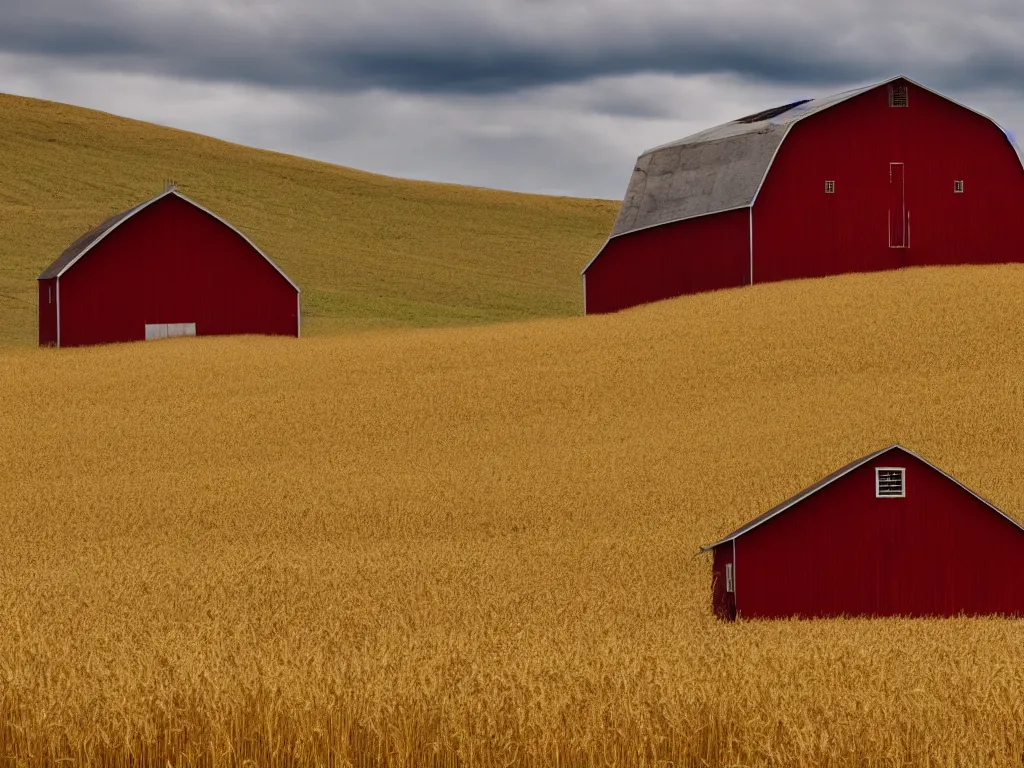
876,468,906,498
825,180,836,194
725,563,734,593
954,180,964,194
889,85,909,107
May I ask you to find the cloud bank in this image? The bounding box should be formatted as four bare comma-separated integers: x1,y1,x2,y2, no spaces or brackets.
2,0,1023,197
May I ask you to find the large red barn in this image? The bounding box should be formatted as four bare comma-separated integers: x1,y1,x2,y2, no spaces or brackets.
584,76,1024,314
38,189,299,347
703,445,1024,620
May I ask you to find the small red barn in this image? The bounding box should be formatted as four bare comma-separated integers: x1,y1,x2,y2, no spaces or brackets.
38,189,299,347
584,76,1024,314
702,445,1024,620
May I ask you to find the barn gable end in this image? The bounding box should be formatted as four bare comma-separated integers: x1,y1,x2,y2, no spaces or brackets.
38,190,299,292
703,445,1024,620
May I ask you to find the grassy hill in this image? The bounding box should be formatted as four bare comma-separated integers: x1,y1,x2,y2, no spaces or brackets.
0,93,616,346
2,265,1024,765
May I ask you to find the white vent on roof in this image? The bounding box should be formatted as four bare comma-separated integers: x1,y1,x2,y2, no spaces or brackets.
954,180,965,194
825,180,836,194
876,468,906,498
889,85,909,107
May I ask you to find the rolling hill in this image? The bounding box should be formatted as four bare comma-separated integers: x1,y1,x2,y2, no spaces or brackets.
0,93,616,347
2,264,1024,765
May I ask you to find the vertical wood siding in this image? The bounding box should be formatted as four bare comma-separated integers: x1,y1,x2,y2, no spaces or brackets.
753,79,1024,283
584,208,750,314
37,278,58,346
711,545,736,620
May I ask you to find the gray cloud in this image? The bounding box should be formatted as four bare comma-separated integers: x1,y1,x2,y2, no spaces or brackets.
2,0,1024,96
4,1,1024,200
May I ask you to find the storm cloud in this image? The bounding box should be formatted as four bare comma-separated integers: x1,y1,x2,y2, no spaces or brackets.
2,0,1024,196
2,0,1024,94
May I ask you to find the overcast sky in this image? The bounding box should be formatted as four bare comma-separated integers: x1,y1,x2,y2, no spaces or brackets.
3,0,1024,198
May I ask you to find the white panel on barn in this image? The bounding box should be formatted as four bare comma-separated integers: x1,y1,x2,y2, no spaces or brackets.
166,323,197,337
145,323,168,340
145,323,196,340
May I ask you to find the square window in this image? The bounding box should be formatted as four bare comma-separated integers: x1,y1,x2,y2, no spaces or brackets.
954,180,965,193
889,85,909,107
876,468,906,498
825,180,836,194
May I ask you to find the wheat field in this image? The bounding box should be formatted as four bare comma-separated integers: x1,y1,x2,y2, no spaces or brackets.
0,93,615,347
3,265,1024,766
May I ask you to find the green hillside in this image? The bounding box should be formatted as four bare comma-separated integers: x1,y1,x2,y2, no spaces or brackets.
0,94,617,346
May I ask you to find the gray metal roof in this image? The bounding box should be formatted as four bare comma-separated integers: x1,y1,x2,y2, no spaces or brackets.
608,81,879,238
38,189,299,292
700,444,1023,552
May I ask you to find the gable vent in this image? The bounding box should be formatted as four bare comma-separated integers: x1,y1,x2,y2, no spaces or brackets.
889,85,909,108
876,467,906,498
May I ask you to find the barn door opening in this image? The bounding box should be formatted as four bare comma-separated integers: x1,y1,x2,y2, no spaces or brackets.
889,162,907,248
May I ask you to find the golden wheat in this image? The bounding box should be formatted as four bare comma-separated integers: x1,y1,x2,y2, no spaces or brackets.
2,265,1024,766
0,93,615,347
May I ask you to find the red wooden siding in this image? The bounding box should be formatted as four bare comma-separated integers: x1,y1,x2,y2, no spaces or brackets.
38,278,57,346
711,544,736,621
727,450,1024,619
55,195,297,347
585,209,749,314
753,80,1024,284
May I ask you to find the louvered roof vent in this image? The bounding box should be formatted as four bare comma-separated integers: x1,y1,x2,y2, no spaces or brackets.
889,85,909,107
876,468,906,497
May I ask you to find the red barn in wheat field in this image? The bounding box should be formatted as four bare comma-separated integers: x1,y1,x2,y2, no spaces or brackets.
702,445,1024,620
38,189,299,347
584,76,1024,314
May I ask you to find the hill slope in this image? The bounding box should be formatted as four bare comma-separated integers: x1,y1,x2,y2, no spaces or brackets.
0,93,616,346
2,265,1024,765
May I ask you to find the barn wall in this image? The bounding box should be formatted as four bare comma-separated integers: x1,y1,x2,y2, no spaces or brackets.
584,209,749,314
734,450,1024,618
753,79,1024,284
711,544,735,620
57,195,297,347
37,278,57,346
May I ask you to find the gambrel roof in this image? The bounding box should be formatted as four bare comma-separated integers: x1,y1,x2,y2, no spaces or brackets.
38,189,299,292
609,82,876,239
700,445,1024,552
602,76,1024,246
